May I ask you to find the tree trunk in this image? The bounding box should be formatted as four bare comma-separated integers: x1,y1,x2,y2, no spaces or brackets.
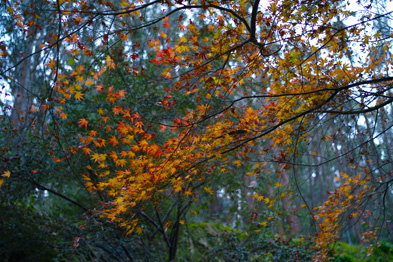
280,168,302,234
10,54,32,130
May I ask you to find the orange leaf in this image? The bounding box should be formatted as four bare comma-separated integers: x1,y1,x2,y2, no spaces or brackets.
159,125,167,132
78,118,88,128
120,33,128,41
163,17,170,28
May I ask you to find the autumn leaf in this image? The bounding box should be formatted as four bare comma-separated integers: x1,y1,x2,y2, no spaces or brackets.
85,78,94,86
91,153,106,162
78,118,88,128
109,135,119,147
159,125,167,132
41,104,50,111
95,83,104,92
82,147,92,156
2,171,11,178
163,17,170,28
74,91,84,101
136,227,143,235
203,186,214,195
120,33,128,41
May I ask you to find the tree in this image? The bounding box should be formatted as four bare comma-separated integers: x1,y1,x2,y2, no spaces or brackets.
2,0,393,260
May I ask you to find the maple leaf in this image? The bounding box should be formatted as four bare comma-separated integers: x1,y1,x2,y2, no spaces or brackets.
101,116,110,123
136,226,143,235
120,0,129,7
159,125,167,132
74,91,84,101
203,186,213,195
120,33,128,41
113,106,123,115
118,90,126,98
52,157,62,163
95,138,106,148
41,104,50,111
47,59,56,70
2,171,11,178
60,112,68,119
91,153,106,162
115,159,127,167
82,147,92,156
109,135,119,147
105,55,116,69
85,78,94,86
78,118,88,128
159,32,167,39
30,106,38,113
95,83,104,92
135,121,144,129
163,17,170,28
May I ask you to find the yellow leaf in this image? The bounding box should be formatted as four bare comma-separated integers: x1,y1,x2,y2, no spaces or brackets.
136,226,143,235
179,220,185,225
115,197,123,204
203,186,214,195
85,78,94,86
2,170,11,178
97,108,105,115
120,0,128,7
233,159,242,167
74,91,84,101
91,153,106,162
179,36,187,43
259,221,267,227
160,32,167,39
6,6,14,15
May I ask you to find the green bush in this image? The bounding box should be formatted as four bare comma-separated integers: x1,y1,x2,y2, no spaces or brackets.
331,241,393,262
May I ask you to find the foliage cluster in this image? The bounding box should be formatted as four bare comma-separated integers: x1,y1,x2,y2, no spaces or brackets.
1,0,393,261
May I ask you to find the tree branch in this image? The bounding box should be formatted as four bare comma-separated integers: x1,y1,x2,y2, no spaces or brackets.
32,181,89,212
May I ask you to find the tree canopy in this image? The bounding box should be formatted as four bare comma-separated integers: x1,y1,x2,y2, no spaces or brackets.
1,0,393,261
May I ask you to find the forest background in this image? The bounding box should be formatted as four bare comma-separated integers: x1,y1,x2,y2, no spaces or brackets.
1,0,393,261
